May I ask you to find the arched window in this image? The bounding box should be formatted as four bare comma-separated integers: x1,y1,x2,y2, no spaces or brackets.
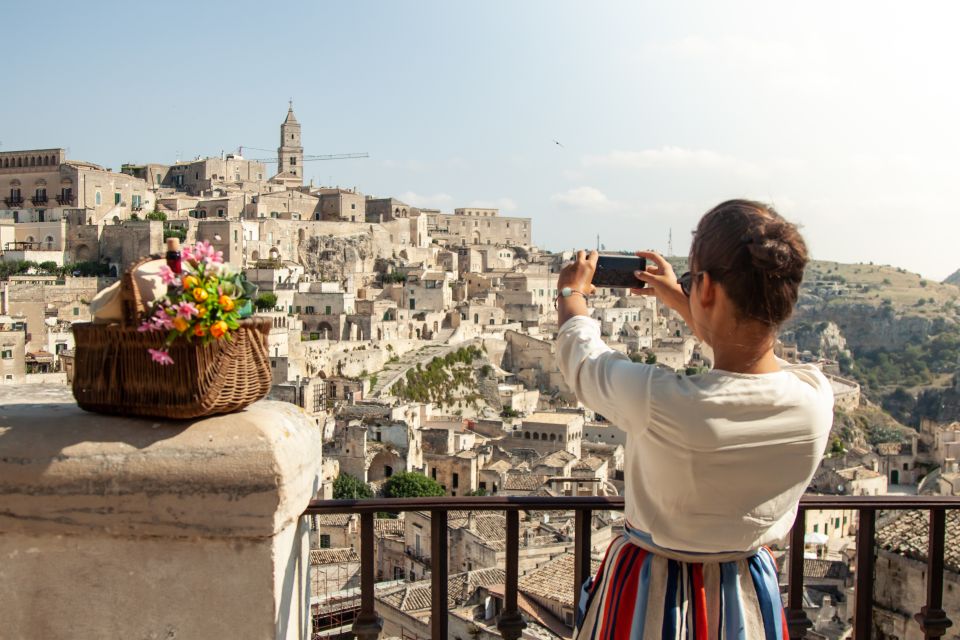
549,434,556,441
474,314,479,324
524,432,530,440
533,433,539,440
30,157,36,166
44,236,54,249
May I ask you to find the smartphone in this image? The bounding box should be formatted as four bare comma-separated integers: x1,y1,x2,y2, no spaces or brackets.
592,254,647,288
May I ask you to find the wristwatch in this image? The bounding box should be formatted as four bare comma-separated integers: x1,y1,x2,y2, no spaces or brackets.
555,286,589,308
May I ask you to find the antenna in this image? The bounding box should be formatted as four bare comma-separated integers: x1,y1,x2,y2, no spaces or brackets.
668,228,673,257
596,234,600,252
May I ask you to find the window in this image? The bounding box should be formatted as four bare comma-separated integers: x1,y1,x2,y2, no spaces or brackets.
452,473,459,488
305,306,314,314
114,192,121,205
290,157,296,165
384,465,393,477
325,306,331,315
219,209,225,218
409,299,415,310
73,307,79,316
131,194,141,209
1,350,12,360
95,191,101,205
351,203,356,210
431,468,437,480
319,534,331,549
813,524,818,533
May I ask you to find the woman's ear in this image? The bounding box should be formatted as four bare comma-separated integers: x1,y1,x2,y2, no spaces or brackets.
697,272,717,308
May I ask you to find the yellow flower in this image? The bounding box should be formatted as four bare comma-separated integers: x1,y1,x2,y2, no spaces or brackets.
194,324,206,337
210,320,228,339
219,294,235,312
197,305,208,318
182,275,199,290
173,317,189,332
192,287,209,303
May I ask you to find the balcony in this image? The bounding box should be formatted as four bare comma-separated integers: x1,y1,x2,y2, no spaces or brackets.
307,495,960,640
31,195,48,205
3,196,24,207
55,193,76,205
1,390,958,640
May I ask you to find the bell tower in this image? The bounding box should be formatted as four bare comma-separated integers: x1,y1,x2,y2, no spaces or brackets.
278,101,303,186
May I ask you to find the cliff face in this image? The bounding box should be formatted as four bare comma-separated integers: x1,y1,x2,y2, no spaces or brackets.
791,302,952,352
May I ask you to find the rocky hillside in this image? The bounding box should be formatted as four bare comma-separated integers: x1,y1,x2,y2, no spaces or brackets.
944,268,960,287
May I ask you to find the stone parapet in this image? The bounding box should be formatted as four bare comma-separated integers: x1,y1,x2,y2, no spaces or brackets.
0,386,322,640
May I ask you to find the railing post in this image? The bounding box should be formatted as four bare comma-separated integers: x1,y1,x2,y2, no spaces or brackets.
574,508,593,614
914,508,953,639
786,507,812,639
352,512,382,640
853,508,876,640
430,508,448,640
497,509,526,640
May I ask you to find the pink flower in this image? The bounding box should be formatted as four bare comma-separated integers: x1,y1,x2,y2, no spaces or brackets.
152,308,175,330
174,301,199,319
148,348,174,365
138,319,157,333
158,265,179,286
191,240,224,265
181,245,196,263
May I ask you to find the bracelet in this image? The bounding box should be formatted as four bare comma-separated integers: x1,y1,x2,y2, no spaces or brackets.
554,288,589,309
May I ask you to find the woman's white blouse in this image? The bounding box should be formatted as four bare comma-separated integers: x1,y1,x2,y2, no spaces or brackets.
556,315,834,553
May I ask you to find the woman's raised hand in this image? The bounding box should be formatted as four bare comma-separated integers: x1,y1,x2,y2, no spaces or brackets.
632,251,691,322
557,250,599,295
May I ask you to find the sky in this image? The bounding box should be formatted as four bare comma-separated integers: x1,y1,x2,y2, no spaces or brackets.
3,1,960,279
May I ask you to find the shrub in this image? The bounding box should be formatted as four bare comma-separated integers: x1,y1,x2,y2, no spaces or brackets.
254,292,278,311
383,472,445,498
333,473,373,499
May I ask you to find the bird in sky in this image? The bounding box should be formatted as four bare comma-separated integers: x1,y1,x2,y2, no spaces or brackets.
553,140,564,148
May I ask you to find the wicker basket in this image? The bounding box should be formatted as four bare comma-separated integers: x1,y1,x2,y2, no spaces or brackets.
71,258,272,420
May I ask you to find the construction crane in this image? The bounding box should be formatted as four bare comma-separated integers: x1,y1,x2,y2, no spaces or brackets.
236,146,369,163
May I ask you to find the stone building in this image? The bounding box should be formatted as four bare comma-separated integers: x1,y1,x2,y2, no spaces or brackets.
425,207,532,247
512,412,584,458
0,316,26,384
873,509,960,639
0,148,151,227
273,103,304,188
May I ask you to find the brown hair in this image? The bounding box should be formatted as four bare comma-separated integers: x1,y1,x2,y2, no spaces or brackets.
690,199,808,328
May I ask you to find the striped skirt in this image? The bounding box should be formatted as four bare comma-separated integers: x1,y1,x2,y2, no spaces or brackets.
575,532,788,639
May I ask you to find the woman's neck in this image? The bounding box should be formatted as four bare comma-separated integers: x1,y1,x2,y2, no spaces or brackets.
707,323,780,374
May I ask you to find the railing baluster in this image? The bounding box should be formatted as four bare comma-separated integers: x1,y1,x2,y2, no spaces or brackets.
914,508,953,639
430,508,448,640
786,506,812,639
854,508,876,640
574,508,593,614
352,512,382,640
498,509,526,640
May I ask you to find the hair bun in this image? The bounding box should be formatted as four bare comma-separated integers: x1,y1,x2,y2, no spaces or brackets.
743,226,798,278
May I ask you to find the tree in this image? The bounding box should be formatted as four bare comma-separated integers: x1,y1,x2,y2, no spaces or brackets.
255,292,278,311
383,471,445,498
645,352,657,365
333,473,373,500
38,261,59,274
145,210,167,221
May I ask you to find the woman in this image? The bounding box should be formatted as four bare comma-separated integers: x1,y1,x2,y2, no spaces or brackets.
555,200,834,639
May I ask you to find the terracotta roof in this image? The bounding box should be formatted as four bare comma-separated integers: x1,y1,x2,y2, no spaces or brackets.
519,552,601,609
377,567,506,612
310,548,359,565
876,509,960,573
503,472,547,491
313,513,353,527
537,450,577,468
573,456,605,471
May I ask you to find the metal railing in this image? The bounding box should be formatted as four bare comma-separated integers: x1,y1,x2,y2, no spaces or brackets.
304,494,960,640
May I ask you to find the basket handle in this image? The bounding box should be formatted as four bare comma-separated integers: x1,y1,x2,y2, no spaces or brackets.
120,256,157,328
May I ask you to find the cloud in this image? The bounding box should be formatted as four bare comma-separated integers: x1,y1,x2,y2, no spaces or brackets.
582,147,763,178
397,191,454,209
550,186,622,212
468,197,518,212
